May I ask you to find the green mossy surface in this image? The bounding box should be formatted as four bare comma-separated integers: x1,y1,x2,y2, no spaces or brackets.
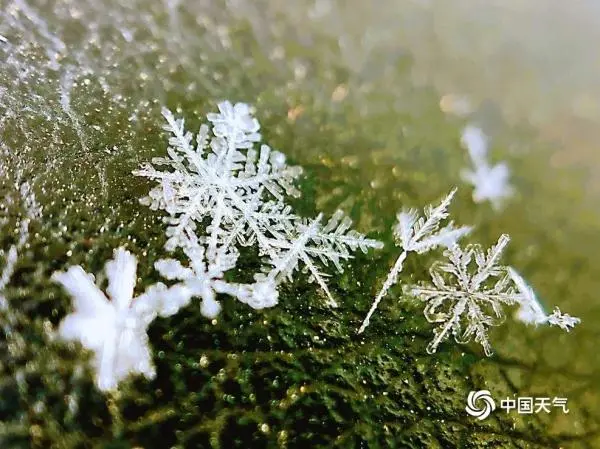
1,2,599,448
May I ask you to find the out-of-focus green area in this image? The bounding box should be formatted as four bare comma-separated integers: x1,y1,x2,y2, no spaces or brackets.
0,1,598,447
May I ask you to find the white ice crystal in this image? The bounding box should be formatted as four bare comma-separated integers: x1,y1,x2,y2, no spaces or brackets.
260,210,383,307
411,234,518,356
155,243,278,319
53,248,178,391
508,267,580,331
460,125,513,210
358,188,471,333
136,102,383,308
133,102,302,256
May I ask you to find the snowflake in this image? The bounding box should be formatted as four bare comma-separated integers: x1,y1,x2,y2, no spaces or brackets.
460,125,513,210
155,243,278,319
411,234,518,356
53,247,181,391
133,102,302,256
358,188,471,333
508,267,580,331
259,210,383,307
136,101,383,308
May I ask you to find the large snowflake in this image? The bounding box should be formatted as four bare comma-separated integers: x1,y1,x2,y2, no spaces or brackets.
133,102,302,256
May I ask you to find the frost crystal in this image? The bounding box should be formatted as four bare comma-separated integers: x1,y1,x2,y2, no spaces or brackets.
53,248,171,391
411,234,517,356
260,211,383,307
358,188,470,333
136,102,382,308
155,243,278,319
508,267,580,331
460,125,513,210
133,102,302,255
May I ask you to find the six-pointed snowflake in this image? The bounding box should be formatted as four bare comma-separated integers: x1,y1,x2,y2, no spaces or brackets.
411,234,518,356
155,243,278,319
53,248,173,391
133,102,302,255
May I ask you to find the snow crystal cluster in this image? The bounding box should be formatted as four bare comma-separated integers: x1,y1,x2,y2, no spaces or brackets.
49,101,580,391
358,190,580,356
54,101,382,390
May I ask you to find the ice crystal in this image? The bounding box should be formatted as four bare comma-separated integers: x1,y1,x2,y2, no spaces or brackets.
53,248,173,391
460,125,513,210
411,234,517,356
259,210,383,307
508,267,580,331
136,101,382,308
133,102,302,255
155,243,278,319
358,188,470,333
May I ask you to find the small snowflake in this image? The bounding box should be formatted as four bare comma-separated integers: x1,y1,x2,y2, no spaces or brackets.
53,248,177,391
259,210,383,307
411,234,517,356
358,188,471,333
155,243,278,319
460,125,513,210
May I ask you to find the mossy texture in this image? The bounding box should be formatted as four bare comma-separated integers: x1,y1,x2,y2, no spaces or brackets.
1,1,599,448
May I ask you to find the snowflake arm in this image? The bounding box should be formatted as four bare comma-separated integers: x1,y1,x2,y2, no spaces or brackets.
508,267,580,331
358,188,471,333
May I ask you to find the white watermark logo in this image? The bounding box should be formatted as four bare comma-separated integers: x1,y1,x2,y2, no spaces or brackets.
466,391,571,420
465,390,496,420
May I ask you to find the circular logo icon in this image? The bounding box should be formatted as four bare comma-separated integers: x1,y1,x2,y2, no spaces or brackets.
466,390,496,420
